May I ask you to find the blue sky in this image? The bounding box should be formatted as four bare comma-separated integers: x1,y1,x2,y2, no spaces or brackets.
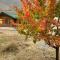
0,0,22,17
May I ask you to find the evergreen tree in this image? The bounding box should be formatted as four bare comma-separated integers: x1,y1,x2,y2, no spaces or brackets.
55,0,60,18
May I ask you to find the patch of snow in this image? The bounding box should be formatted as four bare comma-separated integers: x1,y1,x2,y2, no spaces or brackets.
0,27,16,31
36,40,49,49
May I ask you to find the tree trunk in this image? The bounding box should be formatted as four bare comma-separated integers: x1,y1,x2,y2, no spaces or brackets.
56,47,59,60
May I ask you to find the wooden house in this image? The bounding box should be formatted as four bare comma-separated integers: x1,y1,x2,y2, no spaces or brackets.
0,12,17,27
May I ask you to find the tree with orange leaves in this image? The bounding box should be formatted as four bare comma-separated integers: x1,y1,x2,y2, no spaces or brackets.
15,0,60,60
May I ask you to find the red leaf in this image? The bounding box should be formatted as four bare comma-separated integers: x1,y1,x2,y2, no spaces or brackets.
38,19,47,31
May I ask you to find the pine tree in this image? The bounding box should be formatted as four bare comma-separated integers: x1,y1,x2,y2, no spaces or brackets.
55,0,60,18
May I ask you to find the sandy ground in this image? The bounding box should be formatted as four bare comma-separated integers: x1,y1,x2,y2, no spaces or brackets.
0,27,59,60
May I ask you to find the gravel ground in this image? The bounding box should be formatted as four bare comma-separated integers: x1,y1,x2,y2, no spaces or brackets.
0,27,59,60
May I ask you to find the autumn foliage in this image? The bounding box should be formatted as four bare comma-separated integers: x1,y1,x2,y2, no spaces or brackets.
15,0,60,47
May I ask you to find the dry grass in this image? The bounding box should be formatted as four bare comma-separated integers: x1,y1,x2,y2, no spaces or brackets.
0,28,58,60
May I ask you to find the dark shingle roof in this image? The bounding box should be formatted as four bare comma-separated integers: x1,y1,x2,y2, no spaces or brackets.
0,12,17,20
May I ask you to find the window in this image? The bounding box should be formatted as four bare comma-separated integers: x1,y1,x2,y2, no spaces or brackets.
0,19,3,24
